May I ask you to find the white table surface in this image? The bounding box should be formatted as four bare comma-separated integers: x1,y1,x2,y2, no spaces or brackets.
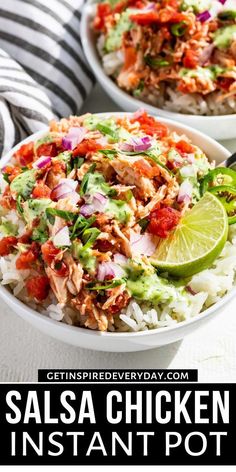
0,84,236,383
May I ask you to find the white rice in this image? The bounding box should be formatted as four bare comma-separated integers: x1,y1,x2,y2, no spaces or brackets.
100,49,236,116
1,214,236,332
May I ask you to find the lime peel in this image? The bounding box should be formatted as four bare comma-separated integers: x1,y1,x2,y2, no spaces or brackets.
150,192,228,277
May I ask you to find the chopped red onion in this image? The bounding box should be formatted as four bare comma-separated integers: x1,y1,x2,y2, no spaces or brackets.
97,261,125,281
130,231,157,256
60,178,78,191
119,136,152,153
186,153,195,164
62,127,87,151
180,165,196,178
196,10,211,22
58,191,80,204
93,193,108,208
80,204,94,217
32,155,51,169
136,3,156,13
186,285,197,296
113,253,128,265
80,193,108,216
53,226,71,247
51,181,79,203
177,180,193,204
51,183,72,200
218,0,227,4
119,142,134,153
198,44,215,66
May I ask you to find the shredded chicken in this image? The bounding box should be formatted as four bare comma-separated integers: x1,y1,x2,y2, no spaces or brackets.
110,154,156,199
45,267,68,305
64,253,84,294
137,185,167,218
102,283,126,311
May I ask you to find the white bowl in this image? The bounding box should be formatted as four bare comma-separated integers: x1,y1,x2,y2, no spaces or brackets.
0,113,233,352
81,2,236,141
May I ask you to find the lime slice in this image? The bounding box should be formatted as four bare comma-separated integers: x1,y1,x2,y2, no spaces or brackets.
150,192,228,277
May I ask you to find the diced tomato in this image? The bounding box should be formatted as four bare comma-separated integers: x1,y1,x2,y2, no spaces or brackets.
113,0,127,13
3,166,22,183
26,275,50,301
15,242,39,270
73,139,103,157
95,239,113,252
128,0,145,7
14,142,34,166
18,231,32,244
52,260,69,277
217,77,234,92
0,236,17,256
32,183,51,199
162,0,179,7
130,9,185,25
130,11,160,25
133,159,159,178
183,50,198,69
123,46,137,70
94,3,111,31
37,143,58,158
168,12,187,23
131,111,168,138
148,207,181,238
51,160,66,175
157,8,175,23
41,240,60,266
175,140,195,154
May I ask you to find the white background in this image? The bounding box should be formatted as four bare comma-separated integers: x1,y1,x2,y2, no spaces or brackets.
0,84,235,383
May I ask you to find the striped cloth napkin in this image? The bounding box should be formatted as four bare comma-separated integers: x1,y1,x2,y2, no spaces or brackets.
0,0,94,157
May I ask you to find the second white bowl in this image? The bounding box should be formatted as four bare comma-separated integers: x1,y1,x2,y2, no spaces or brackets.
81,2,236,141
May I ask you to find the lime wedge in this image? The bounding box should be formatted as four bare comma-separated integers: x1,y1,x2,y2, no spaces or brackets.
150,192,228,277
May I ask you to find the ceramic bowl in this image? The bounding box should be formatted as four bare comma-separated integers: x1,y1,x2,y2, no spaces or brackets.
81,1,236,140
0,113,234,351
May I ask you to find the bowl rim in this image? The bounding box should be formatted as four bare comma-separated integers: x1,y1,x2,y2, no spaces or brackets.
0,113,234,339
81,0,236,123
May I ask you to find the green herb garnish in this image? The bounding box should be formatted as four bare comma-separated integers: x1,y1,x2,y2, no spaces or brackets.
133,79,145,97
2,173,10,184
138,217,149,232
87,278,126,291
81,227,101,249
80,168,117,197
99,150,117,159
171,21,187,36
218,10,236,20
46,208,77,223
145,56,170,68
70,215,96,240
146,151,172,173
97,123,118,140
80,164,97,195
